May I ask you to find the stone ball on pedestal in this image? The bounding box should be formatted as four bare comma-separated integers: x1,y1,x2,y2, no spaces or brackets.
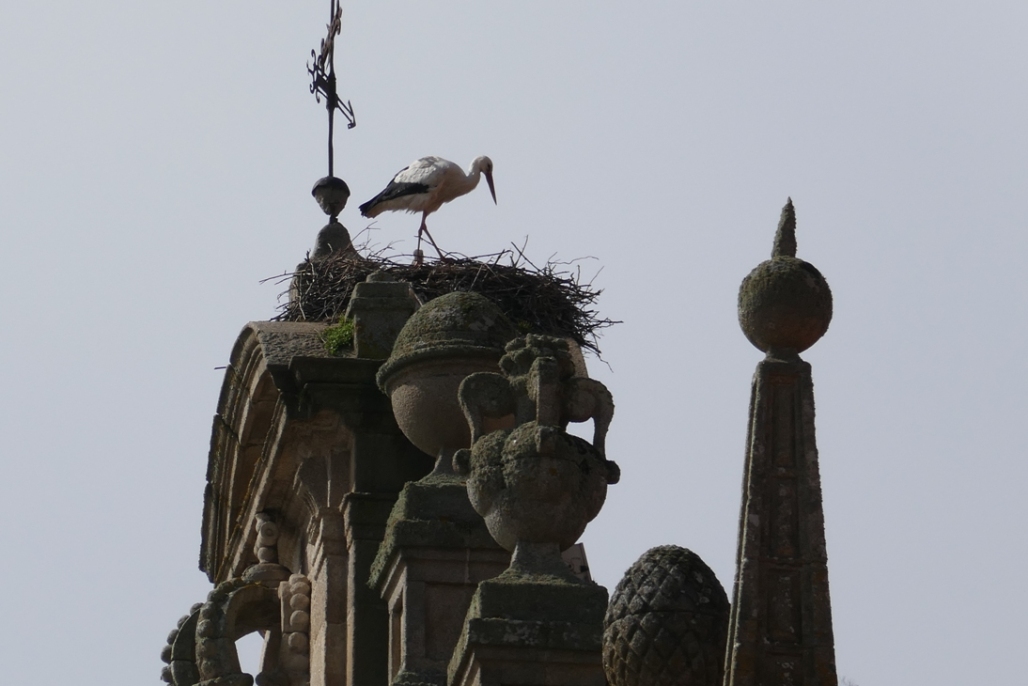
738,256,832,354
738,200,832,355
377,291,517,460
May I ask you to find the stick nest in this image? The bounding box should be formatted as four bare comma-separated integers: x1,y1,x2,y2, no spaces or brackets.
272,245,617,356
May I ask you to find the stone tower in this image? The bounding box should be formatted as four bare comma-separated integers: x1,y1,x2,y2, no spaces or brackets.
160,259,620,686
160,201,844,686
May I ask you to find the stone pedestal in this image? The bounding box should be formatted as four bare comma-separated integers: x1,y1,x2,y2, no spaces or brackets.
309,511,348,686
723,359,837,686
448,575,608,686
447,335,617,686
345,275,421,360
370,477,510,686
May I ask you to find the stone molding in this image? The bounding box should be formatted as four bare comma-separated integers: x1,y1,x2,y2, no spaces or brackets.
448,576,608,686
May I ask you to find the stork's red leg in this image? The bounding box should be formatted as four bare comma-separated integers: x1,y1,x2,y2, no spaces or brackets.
420,214,445,259
411,213,427,262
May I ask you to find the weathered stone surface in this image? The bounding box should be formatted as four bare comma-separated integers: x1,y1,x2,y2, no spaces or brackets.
454,336,618,564
378,292,516,473
459,335,614,453
194,312,437,686
377,292,517,385
182,276,623,686
446,335,616,686
738,200,832,357
448,575,608,686
726,206,838,686
343,492,403,686
308,515,347,686
184,577,284,686
161,605,203,685
381,358,509,466
458,422,614,553
344,273,420,360
370,478,504,586
276,573,313,681
312,219,355,258
251,321,338,367
472,574,607,625
603,546,729,686
724,359,838,686
370,473,510,686
243,514,292,584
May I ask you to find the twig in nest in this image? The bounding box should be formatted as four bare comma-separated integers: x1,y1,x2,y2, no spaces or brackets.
268,242,619,357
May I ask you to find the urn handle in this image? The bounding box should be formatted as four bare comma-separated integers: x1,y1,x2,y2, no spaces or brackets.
563,376,615,457
458,372,516,444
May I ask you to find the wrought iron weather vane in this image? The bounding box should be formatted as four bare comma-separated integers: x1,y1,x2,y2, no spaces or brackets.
309,0,355,221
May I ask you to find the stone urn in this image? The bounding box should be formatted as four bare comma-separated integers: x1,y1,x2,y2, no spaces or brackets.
377,291,518,478
454,335,619,578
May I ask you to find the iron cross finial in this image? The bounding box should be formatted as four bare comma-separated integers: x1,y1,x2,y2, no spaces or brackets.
307,0,355,177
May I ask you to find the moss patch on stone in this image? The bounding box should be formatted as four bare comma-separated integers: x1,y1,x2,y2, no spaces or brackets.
321,317,355,355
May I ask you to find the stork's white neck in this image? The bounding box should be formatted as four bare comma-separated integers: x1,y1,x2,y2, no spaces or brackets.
465,163,482,184
458,159,485,194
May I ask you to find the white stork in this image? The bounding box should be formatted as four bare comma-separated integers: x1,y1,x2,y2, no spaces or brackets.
359,155,496,258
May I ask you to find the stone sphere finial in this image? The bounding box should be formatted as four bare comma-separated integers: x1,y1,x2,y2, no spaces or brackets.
738,199,832,357
377,292,517,385
377,292,517,474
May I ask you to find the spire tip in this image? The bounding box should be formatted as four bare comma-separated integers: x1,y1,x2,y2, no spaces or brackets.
773,198,797,258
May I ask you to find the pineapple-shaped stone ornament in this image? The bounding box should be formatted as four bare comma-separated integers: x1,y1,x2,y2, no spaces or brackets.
603,546,730,686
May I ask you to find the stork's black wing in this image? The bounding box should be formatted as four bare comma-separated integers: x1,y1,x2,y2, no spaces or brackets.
359,181,431,217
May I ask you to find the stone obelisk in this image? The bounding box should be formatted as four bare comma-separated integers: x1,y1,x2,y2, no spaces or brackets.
724,200,838,686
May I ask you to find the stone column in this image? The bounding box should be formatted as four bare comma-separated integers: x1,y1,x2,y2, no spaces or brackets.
294,276,433,686
343,492,400,686
369,476,510,686
724,200,838,686
309,511,348,686
339,408,435,686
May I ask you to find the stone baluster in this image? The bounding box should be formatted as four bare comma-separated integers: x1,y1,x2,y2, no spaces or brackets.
280,573,314,684
244,512,290,584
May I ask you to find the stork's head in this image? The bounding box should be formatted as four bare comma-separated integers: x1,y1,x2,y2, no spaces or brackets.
474,156,496,204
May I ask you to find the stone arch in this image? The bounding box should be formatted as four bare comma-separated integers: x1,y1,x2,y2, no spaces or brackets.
195,579,279,686
161,604,202,686
162,572,311,686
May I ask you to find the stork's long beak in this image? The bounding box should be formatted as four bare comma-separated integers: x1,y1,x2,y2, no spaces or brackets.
485,170,497,204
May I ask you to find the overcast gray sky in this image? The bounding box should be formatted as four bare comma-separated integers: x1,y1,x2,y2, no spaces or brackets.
2,2,1026,684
